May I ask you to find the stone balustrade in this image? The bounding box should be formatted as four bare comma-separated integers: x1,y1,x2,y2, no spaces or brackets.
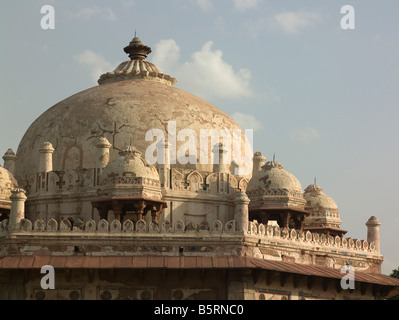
246,221,376,254
0,218,376,254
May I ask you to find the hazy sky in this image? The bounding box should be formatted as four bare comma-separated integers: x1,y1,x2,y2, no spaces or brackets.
1,1,398,275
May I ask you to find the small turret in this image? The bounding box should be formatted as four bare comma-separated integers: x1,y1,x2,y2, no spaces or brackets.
8,188,27,231
38,142,55,173
252,152,266,177
234,191,250,233
2,149,17,176
366,216,381,254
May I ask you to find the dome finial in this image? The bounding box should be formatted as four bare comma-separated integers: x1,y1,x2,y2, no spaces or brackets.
119,145,142,157
123,33,152,60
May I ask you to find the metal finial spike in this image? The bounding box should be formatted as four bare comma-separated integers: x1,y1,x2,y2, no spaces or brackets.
314,176,317,185
273,153,276,162
134,30,137,38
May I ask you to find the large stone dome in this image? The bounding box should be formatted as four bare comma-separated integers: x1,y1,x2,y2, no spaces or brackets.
15,36,250,182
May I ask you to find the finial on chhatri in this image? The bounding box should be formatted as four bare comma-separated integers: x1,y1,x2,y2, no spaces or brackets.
305,182,323,194
262,155,284,169
123,32,152,61
119,145,142,157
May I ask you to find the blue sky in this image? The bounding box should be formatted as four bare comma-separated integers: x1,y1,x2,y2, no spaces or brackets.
1,0,398,275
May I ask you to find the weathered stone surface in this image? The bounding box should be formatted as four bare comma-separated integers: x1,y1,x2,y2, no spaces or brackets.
0,35,390,301
15,80,247,179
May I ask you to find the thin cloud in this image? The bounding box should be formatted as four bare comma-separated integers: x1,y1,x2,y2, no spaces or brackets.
245,17,270,38
152,39,181,75
231,112,262,131
74,50,115,84
232,0,262,11
153,40,253,100
245,11,323,38
290,127,320,143
73,6,116,20
122,0,135,8
194,0,213,11
273,11,322,34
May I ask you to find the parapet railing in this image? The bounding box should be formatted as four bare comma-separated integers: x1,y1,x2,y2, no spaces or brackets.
0,218,375,254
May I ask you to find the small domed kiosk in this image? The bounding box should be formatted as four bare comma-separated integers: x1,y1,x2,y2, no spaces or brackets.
247,160,308,230
91,146,166,223
303,183,347,236
0,166,18,221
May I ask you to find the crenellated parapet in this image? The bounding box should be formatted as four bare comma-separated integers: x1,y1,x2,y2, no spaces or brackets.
0,217,235,235
246,221,377,254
